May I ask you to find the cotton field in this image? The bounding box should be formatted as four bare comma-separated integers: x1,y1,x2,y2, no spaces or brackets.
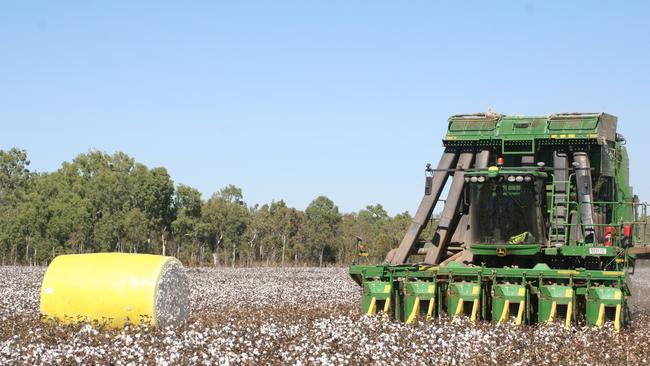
1,266,650,365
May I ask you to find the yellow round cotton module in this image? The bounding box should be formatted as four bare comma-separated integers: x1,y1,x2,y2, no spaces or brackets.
40,253,190,328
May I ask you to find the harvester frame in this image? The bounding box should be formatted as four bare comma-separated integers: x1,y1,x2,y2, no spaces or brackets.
350,112,649,330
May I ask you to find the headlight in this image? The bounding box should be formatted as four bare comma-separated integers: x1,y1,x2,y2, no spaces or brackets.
515,176,524,182
470,177,478,183
507,176,516,182
477,176,486,183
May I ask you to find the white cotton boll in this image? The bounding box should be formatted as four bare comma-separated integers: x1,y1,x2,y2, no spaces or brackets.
3,266,650,365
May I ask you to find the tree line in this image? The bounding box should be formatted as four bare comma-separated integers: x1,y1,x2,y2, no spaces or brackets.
0,148,413,267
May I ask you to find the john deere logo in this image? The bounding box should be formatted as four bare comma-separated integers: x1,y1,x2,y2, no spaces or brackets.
496,247,507,256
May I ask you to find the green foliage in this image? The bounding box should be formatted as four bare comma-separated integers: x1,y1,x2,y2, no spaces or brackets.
174,184,202,218
305,196,342,266
0,150,176,263
340,205,411,263
201,187,249,266
0,148,32,206
0,148,413,266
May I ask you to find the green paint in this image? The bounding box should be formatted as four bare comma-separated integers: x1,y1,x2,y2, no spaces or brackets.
538,285,574,323
349,112,640,328
492,284,527,323
446,282,480,317
402,281,437,322
361,281,392,315
585,287,623,326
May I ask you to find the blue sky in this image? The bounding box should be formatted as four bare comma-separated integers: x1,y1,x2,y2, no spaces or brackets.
1,1,649,215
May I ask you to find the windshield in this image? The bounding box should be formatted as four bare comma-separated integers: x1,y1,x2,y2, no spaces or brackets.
469,181,545,245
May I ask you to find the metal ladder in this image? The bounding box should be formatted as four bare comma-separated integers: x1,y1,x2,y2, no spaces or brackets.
549,179,571,246
550,151,570,247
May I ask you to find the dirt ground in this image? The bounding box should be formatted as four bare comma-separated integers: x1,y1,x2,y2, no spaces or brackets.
0,266,649,365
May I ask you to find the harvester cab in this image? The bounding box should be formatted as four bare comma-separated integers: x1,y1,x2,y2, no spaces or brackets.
464,168,547,258
350,112,649,330
468,168,547,240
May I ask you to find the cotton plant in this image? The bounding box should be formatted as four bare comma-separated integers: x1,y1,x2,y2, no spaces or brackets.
0,266,648,365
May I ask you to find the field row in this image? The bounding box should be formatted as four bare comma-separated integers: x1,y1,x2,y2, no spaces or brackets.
0,266,649,365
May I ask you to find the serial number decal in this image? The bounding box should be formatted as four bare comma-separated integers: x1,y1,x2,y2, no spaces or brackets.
589,248,607,255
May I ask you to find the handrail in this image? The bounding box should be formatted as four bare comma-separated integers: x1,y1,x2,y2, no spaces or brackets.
558,198,648,246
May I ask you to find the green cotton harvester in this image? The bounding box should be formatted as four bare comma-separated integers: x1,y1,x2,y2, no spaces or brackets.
350,112,650,331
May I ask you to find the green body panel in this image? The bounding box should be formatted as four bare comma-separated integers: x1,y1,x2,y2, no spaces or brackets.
538,285,574,323
558,245,618,257
402,281,437,322
585,287,623,326
492,284,527,323
361,281,392,315
445,113,615,145
350,264,627,283
614,145,635,227
446,282,480,317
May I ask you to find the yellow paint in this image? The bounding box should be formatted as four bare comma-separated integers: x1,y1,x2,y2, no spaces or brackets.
472,286,480,296
565,302,573,329
614,304,621,333
603,271,624,276
568,134,576,138
455,299,464,316
614,291,622,300
426,299,435,321
558,270,579,275
428,285,435,293
367,297,377,316
596,303,606,327
40,253,179,328
418,266,438,272
383,284,391,293
488,166,499,172
470,300,479,324
406,297,420,324
565,289,573,297
382,297,391,317
498,300,510,324
548,301,557,323
551,135,558,139
382,297,390,312
515,301,525,326
518,288,526,297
